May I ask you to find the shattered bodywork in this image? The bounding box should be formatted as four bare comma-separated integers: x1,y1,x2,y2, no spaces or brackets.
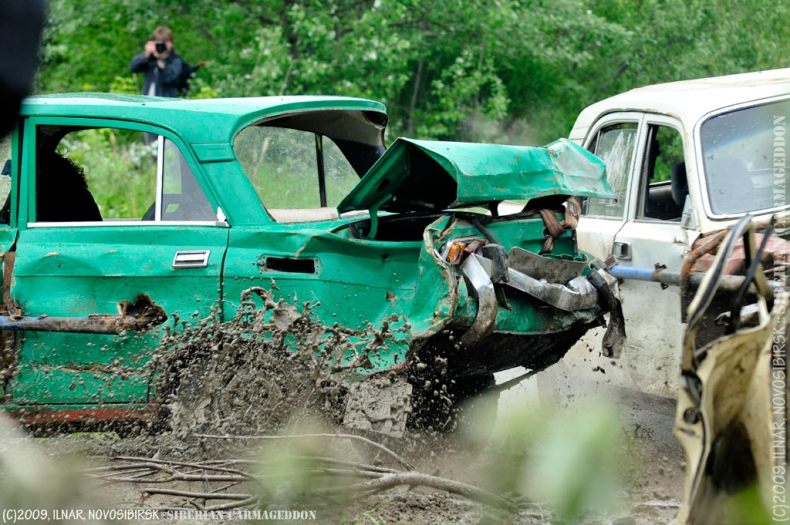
675,216,789,523
1,94,621,429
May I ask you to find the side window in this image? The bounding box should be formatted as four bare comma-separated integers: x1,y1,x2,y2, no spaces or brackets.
235,127,320,209
233,126,360,215
50,128,155,220
35,126,214,223
583,123,638,218
639,125,686,221
0,135,12,224
161,138,215,221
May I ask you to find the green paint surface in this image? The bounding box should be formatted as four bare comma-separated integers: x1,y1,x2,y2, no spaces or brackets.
339,137,613,212
2,94,608,413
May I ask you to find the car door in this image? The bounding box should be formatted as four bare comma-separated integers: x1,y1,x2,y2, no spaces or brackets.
609,114,692,396
576,112,643,262
0,130,19,253
5,117,228,410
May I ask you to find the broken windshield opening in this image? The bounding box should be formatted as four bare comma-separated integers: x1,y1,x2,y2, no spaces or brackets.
700,98,789,215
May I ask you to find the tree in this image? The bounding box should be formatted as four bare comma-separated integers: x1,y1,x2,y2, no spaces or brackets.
38,0,790,145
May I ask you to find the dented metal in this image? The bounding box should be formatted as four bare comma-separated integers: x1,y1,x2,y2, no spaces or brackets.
674,217,789,524
0,314,158,334
1,93,621,423
471,253,598,311
458,253,497,347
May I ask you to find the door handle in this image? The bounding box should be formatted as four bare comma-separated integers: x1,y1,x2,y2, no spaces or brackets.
612,241,631,261
172,250,210,269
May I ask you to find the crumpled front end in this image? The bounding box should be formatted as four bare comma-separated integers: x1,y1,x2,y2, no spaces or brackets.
332,135,622,379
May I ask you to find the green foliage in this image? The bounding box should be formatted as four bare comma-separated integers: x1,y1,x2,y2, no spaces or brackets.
470,397,624,521
109,75,138,95
719,485,775,525
38,0,790,145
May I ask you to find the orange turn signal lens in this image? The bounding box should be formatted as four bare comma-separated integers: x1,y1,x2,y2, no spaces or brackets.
446,241,466,264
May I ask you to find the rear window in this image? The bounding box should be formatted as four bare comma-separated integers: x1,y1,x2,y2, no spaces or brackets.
231,110,387,222
233,126,359,211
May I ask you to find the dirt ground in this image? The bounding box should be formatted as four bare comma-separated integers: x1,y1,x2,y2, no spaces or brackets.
1,306,686,525
11,354,684,525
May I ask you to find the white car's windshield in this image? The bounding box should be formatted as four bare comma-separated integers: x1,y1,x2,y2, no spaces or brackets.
700,98,789,215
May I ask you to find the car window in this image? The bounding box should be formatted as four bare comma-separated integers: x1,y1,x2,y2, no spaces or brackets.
583,123,637,218
50,128,155,220
233,126,359,216
160,138,215,221
700,98,790,215
36,126,214,223
639,125,686,221
0,135,12,224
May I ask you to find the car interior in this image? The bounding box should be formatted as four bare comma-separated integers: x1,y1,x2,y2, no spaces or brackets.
35,126,215,223
36,137,103,222
642,125,688,221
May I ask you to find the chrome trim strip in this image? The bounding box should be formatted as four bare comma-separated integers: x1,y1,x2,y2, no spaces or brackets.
27,220,228,228
155,135,164,221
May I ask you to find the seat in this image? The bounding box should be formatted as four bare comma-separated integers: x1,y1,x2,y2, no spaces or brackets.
671,162,689,207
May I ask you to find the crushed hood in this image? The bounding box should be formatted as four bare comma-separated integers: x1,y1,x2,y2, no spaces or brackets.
338,137,614,213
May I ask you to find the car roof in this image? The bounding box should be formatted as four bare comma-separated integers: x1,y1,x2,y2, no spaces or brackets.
570,68,790,140
21,93,387,143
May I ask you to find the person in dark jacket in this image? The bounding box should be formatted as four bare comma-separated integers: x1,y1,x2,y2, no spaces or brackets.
130,25,202,98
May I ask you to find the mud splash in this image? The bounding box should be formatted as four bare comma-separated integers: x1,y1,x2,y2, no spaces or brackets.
150,287,403,439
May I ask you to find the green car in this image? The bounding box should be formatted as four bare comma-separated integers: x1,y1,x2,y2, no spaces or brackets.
0,94,618,433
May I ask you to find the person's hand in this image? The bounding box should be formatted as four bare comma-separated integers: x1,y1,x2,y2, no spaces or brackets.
196,60,208,69
144,40,156,57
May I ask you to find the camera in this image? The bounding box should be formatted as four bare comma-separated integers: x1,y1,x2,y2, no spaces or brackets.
155,41,167,53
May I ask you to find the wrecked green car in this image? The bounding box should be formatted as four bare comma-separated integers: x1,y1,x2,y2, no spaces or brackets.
0,94,618,432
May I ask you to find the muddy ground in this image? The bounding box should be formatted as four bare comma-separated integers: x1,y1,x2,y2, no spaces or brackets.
2,301,685,524
9,348,684,525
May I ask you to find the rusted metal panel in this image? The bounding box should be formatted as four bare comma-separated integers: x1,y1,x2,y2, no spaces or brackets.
9,404,156,425
0,294,166,334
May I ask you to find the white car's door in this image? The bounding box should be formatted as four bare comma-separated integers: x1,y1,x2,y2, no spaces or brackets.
609,114,692,397
575,112,644,263
555,113,693,398
539,113,647,399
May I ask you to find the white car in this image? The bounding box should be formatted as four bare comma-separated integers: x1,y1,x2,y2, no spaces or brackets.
567,68,789,397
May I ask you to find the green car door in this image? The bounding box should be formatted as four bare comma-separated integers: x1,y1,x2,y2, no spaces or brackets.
5,117,228,410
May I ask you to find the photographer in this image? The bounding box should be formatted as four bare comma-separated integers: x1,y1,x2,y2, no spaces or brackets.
130,25,203,98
